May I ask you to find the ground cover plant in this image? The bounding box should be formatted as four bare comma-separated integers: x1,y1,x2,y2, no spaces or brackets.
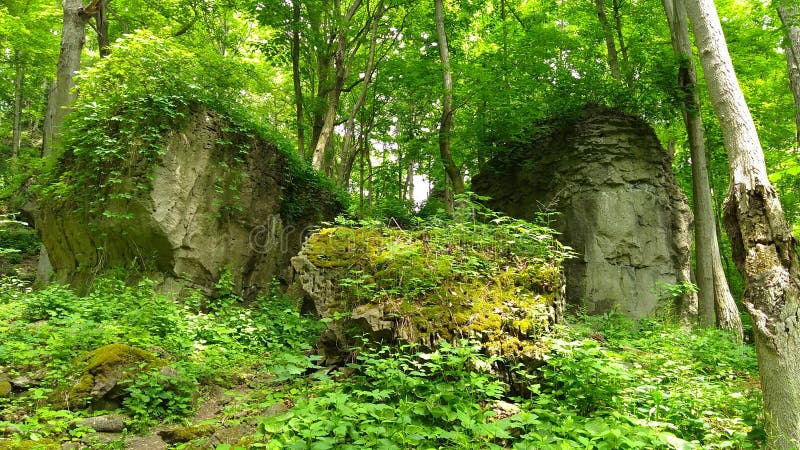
0,215,765,449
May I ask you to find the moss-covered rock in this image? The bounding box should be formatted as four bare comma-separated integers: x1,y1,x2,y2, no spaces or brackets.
50,344,162,411
158,424,215,444
36,107,342,295
0,379,11,398
291,221,567,367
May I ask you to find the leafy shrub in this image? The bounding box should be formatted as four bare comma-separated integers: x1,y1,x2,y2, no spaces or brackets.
0,274,325,443
123,364,198,429
259,340,508,449
537,339,632,415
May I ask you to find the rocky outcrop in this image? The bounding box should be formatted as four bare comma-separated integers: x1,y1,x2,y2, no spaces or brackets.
37,108,341,295
290,225,567,367
472,106,697,319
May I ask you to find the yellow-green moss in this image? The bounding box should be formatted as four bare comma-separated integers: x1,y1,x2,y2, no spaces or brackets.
81,344,158,371
0,380,11,398
50,344,162,410
0,439,60,450
304,227,387,268
163,424,214,442
307,225,564,361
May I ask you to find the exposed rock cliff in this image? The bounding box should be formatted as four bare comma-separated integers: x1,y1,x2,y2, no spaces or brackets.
473,106,697,319
37,108,341,295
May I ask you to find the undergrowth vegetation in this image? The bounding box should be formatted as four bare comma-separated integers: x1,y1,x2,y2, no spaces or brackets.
256,317,763,449
0,276,322,447
0,212,764,449
0,281,763,448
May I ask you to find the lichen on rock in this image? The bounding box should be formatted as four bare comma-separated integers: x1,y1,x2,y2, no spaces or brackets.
291,217,568,367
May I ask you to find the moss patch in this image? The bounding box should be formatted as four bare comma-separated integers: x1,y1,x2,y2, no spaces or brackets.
298,221,568,363
0,379,11,398
50,344,162,410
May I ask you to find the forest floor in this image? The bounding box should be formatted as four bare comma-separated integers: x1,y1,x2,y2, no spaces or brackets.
0,271,764,450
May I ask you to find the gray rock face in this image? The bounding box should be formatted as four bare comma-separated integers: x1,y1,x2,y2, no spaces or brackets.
38,108,340,294
473,106,697,319
77,414,129,432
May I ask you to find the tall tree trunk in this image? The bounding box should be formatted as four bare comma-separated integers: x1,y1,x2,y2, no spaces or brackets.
434,0,465,207
43,0,91,156
777,4,800,150
339,3,381,187
612,0,630,79
95,0,110,57
687,0,800,447
311,0,363,171
595,0,622,80
12,51,24,158
292,0,306,159
359,137,366,214
405,161,415,202
663,0,742,338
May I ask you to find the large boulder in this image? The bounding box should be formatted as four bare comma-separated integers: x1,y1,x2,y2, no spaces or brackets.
472,106,697,319
37,107,341,295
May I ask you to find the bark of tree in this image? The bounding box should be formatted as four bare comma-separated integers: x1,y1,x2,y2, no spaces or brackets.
777,4,800,150
434,0,465,206
311,0,363,172
12,51,24,158
595,0,622,80
94,0,110,57
663,0,742,339
42,0,98,156
687,0,800,447
292,0,306,159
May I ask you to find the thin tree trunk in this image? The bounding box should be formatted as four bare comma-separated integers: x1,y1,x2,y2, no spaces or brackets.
663,0,742,338
405,161,415,202
12,51,24,158
366,143,373,208
359,138,366,214
43,0,91,156
95,0,110,57
778,4,800,150
687,0,800,446
434,0,465,207
339,3,381,187
612,0,630,79
311,0,363,171
595,0,622,80
292,0,306,159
